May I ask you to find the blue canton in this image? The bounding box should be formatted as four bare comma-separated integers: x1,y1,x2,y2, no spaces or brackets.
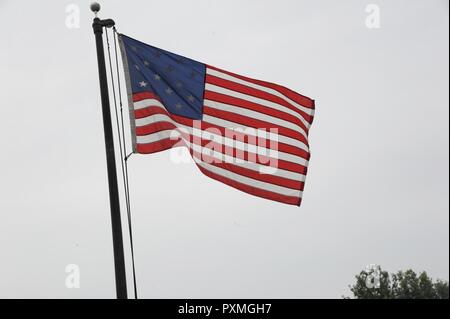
121,34,205,120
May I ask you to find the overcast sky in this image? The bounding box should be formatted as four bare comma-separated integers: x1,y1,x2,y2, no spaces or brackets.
0,0,448,298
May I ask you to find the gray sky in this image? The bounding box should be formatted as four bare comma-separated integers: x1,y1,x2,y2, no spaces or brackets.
0,0,448,298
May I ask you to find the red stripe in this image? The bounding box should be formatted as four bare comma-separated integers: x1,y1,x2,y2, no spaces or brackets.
196,164,301,206
204,90,309,135
132,91,160,102
206,74,313,125
134,104,310,161
135,121,176,136
203,106,309,147
135,106,166,119
136,138,181,154
207,65,315,110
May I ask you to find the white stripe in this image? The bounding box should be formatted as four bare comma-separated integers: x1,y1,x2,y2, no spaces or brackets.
134,107,309,158
134,98,165,110
136,129,179,144
204,99,308,139
206,67,314,118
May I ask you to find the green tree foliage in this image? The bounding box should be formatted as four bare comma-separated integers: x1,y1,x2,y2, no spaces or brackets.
348,266,449,299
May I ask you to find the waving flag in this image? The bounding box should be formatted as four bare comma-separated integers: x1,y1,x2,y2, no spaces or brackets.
118,34,315,206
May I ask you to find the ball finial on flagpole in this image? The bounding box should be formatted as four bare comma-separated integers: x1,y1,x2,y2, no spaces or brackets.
90,2,101,16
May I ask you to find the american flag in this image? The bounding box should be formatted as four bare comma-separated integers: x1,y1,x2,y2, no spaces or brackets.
118,34,315,206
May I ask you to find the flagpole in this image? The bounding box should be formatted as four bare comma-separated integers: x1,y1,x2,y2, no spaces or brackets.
91,2,128,299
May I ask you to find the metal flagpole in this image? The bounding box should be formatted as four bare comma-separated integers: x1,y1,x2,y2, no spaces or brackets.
91,2,128,299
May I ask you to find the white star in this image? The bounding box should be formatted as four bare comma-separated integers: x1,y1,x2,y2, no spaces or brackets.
187,95,195,102
154,74,161,81
143,60,150,66
131,46,137,52
139,81,148,87
175,103,183,109
176,82,183,88
165,87,173,95
135,65,140,71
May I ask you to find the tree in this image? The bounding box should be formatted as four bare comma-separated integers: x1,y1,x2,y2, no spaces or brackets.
434,279,450,299
348,266,449,299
